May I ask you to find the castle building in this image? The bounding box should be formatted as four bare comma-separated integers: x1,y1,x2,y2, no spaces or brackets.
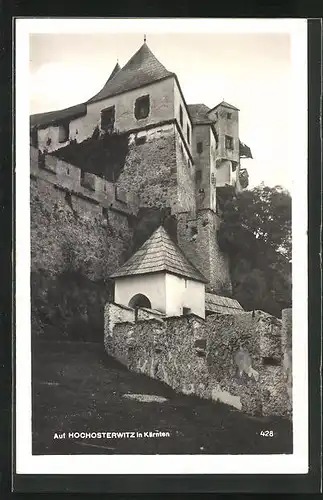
30,39,252,301
111,225,207,318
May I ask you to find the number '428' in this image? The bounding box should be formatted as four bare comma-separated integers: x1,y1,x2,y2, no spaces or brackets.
260,430,274,437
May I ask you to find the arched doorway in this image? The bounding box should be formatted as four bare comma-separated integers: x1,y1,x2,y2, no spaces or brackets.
128,293,152,309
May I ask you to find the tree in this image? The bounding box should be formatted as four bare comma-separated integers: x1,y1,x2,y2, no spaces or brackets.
217,183,292,317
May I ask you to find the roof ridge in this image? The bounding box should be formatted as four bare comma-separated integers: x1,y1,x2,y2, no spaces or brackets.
87,43,173,104
110,224,208,283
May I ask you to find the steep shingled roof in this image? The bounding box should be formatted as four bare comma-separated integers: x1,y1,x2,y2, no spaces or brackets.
188,104,212,124
30,103,87,129
110,226,208,283
205,293,243,314
30,44,173,129
87,42,174,104
107,61,121,82
208,100,240,113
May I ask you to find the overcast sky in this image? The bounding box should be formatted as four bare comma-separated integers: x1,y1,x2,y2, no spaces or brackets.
29,32,293,190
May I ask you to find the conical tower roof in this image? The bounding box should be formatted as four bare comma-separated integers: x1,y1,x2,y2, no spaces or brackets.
110,226,207,283
107,61,121,82
87,42,174,104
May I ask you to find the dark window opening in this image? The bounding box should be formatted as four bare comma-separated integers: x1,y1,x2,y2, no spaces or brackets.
196,170,202,182
227,112,232,119
262,357,281,366
194,338,207,350
135,135,147,145
80,169,94,190
232,161,238,172
187,124,190,144
38,150,45,169
197,141,203,154
30,127,38,148
183,307,191,315
179,105,183,127
129,293,151,309
101,106,115,133
134,95,150,120
225,135,234,150
59,122,69,143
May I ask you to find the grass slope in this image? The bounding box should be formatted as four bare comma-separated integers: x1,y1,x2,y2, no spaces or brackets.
32,341,292,455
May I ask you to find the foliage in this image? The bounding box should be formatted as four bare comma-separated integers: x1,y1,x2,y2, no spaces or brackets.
217,184,292,317
50,128,130,182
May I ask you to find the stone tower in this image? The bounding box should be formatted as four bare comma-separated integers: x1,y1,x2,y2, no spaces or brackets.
208,101,241,190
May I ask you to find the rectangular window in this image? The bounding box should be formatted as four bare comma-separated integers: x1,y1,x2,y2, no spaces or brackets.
187,124,190,145
101,106,115,132
196,170,202,182
134,95,150,120
232,161,238,172
58,122,69,143
225,135,234,150
197,141,203,154
262,357,281,366
227,112,232,119
179,105,183,127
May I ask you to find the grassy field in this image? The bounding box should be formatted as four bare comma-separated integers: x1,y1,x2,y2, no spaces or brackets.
32,340,292,455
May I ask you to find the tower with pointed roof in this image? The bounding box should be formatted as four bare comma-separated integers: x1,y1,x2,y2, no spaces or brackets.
111,225,207,318
30,40,252,299
208,100,241,189
31,40,196,215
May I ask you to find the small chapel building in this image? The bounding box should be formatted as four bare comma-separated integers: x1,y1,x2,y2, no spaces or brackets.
110,225,207,319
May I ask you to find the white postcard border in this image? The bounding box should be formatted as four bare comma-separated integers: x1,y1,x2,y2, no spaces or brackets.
15,18,308,475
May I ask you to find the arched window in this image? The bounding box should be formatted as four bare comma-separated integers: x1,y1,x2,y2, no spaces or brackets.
128,294,151,309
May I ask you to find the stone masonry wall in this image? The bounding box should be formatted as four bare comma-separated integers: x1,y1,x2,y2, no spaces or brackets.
106,308,291,417
281,308,292,412
31,148,133,341
116,124,177,212
177,209,232,295
31,146,139,215
116,123,196,215
175,127,196,214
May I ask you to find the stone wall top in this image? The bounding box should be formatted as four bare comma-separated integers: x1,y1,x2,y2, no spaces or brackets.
30,146,139,215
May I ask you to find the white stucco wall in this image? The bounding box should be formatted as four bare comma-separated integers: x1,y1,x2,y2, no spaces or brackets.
114,273,166,313
165,273,205,319
212,107,239,164
114,271,205,319
173,79,192,153
216,159,233,187
36,77,177,152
